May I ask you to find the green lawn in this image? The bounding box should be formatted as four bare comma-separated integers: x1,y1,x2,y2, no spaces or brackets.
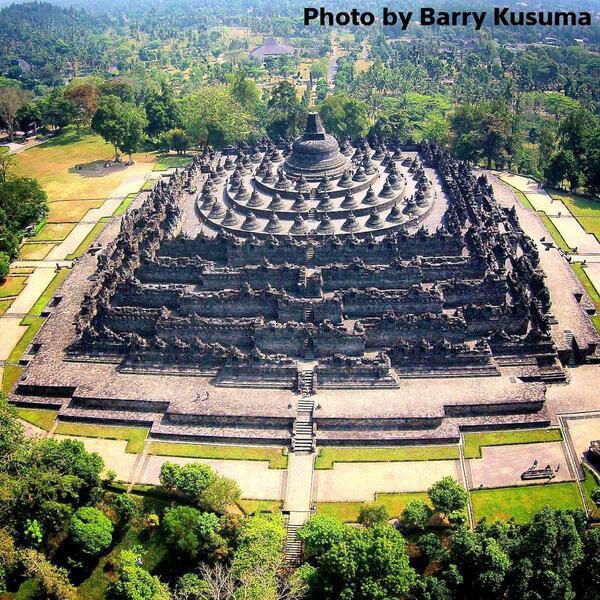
141,179,155,190
549,190,600,243
113,194,137,216
572,263,600,310
502,180,535,210
537,212,573,253
0,299,13,316
0,276,27,298
581,464,600,516
27,268,70,317
237,499,283,515
317,492,431,523
2,365,23,395
148,441,288,469
66,219,109,260
76,495,170,600
7,317,45,363
16,408,57,431
463,429,563,459
18,243,55,260
153,154,192,171
471,482,583,524
55,423,149,453
29,222,76,242
315,445,459,469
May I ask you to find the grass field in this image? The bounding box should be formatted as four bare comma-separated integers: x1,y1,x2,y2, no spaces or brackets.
8,317,45,362
2,365,23,395
572,263,600,310
12,128,155,202
315,445,459,469
503,181,535,210
317,492,431,522
113,193,137,216
55,423,149,453
537,212,573,252
16,408,57,431
237,499,283,515
153,154,192,171
66,219,109,260
18,243,55,260
549,190,600,242
30,222,76,242
0,276,27,298
463,429,563,459
148,442,288,469
471,482,583,523
28,268,70,317
0,299,13,316
46,198,105,223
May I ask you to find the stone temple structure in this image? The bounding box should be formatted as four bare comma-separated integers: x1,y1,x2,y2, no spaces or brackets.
9,114,600,450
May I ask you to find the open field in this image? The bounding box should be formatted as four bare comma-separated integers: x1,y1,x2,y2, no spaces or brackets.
315,445,459,469
12,128,156,201
237,499,283,515
18,243,55,260
54,423,149,453
317,491,431,523
47,198,105,222
153,154,192,171
149,441,288,469
16,408,57,431
2,365,22,395
0,276,27,298
470,481,583,523
572,264,600,310
463,429,563,459
30,222,76,241
0,299,12,316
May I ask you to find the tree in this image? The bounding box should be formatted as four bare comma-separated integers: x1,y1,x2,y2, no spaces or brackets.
418,532,446,563
20,548,76,600
162,506,223,560
92,95,147,162
159,462,216,501
144,84,180,140
0,253,9,279
0,87,30,139
100,80,135,103
0,395,25,471
428,477,467,518
297,514,351,559
64,84,99,134
200,475,241,513
544,150,578,190
300,522,417,600
319,94,369,139
108,549,171,600
357,503,389,527
402,500,433,531
163,128,191,154
69,506,113,556
180,87,252,147
230,72,260,112
575,527,600,600
267,81,306,138
0,528,17,593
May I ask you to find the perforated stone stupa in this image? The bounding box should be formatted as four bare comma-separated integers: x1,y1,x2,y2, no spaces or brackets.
9,117,600,448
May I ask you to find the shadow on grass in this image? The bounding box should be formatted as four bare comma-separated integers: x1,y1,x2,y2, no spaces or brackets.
68,159,130,178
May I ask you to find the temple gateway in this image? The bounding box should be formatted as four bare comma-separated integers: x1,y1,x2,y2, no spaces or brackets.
10,114,599,450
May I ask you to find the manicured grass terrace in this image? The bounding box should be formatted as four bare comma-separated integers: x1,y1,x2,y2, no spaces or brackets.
317,492,431,523
16,408,57,431
148,441,288,469
463,429,563,459
471,481,583,524
315,445,459,469
54,423,149,454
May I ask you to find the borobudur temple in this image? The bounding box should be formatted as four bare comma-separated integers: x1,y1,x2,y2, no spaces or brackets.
10,113,600,449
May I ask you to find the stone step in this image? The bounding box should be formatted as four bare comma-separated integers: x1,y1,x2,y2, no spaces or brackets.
57,406,158,427
150,421,291,444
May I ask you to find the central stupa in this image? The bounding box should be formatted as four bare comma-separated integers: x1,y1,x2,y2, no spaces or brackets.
283,112,349,180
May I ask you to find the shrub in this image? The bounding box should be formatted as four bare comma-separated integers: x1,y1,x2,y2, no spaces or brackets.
358,503,389,527
402,500,433,531
428,477,467,517
69,506,113,556
200,475,241,513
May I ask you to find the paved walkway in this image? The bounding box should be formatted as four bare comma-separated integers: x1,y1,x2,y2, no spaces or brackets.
500,173,600,255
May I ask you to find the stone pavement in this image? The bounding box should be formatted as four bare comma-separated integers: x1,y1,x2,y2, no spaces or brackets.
468,442,572,489
4,268,57,315
563,414,600,469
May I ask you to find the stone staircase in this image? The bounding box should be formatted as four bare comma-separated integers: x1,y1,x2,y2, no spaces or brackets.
284,519,303,565
303,305,315,323
564,329,576,367
293,371,315,452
